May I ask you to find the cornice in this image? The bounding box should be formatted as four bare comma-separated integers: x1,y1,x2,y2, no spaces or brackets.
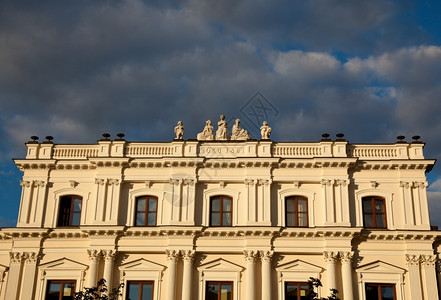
354,160,436,172
360,229,441,241
278,227,361,239
1,228,49,239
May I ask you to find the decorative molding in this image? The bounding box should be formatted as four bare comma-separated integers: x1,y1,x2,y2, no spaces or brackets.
103,250,117,261
108,179,120,186
420,254,437,267
87,249,102,261
400,181,410,189
370,181,378,188
95,178,107,185
20,180,32,188
293,181,300,188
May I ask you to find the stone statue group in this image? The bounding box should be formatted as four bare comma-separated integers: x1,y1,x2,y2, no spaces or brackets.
174,115,272,141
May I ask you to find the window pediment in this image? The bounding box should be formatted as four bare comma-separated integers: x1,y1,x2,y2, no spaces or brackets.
275,259,323,273
197,258,243,273
356,260,405,274
39,257,88,271
119,258,165,272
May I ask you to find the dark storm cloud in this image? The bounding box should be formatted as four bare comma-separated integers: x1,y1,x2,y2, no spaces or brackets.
1,0,441,226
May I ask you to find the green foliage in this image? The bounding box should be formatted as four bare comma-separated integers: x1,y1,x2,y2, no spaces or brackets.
307,277,340,300
74,278,124,300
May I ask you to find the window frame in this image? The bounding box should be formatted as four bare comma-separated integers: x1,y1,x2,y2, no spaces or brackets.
205,281,233,300
365,283,396,300
45,279,76,300
284,281,310,300
57,195,83,227
134,196,158,227
285,196,309,227
362,196,387,229
209,196,233,227
126,280,155,300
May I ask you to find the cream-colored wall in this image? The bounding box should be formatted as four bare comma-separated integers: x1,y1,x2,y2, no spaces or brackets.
1,139,439,300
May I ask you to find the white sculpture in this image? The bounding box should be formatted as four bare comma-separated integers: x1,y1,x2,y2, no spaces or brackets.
231,119,250,140
174,121,184,140
197,120,215,140
215,115,230,140
260,121,271,139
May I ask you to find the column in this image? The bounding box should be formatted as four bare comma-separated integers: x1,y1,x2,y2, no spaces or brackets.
244,250,258,300
94,179,107,222
181,179,196,225
340,252,354,300
103,250,116,293
420,255,438,300
244,179,256,224
17,181,32,225
21,252,40,300
166,250,179,300
260,250,274,300
324,251,338,295
107,179,121,224
87,250,101,288
321,180,335,224
4,252,24,300
406,254,423,299
181,250,195,300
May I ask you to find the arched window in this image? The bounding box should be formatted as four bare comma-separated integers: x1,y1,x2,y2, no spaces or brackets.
210,196,232,227
362,196,387,229
57,195,82,227
135,196,158,226
285,196,308,227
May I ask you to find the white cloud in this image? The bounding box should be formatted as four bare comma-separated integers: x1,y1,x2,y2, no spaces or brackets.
272,50,340,81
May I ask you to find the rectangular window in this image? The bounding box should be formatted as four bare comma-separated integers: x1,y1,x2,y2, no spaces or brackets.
285,282,310,300
135,196,158,226
45,280,76,300
210,196,232,227
362,197,387,229
206,281,233,300
365,283,396,300
285,197,308,227
127,281,154,300
57,196,82,227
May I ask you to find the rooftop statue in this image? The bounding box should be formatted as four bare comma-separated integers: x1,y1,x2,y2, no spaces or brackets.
231,119,250,140
215,115,230,140
197,120,215,141
260,121,271,140
174,121,184,140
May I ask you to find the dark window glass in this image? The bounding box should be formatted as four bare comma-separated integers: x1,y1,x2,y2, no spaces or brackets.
210,196,232,227
127,281,154,300
362,197,387,229
45,280,76,300
206,281,233,300
135,196,158,226
365,283,396,300
57,196,82,227
285,282,310,300
285,196,308,227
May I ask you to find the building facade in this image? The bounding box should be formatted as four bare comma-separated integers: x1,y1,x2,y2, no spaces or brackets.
0,128,440,300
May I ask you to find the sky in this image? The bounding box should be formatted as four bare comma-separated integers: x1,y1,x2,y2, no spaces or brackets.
1,0,441,227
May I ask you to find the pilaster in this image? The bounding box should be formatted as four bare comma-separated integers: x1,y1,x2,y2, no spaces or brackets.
165,250,180,300
244,250,258,300
181,250,195,300
406,254,423,299
260,250,274,300
324,251,339,295
340,251,354,300
87,249,101,288
4,252,24,300
20,252,41,300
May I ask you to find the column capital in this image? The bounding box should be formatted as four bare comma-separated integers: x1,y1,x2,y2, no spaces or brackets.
339,251,353,264
87,249,102,261
324,251,339,263
166,249,180,262
23,251,41,263
103,250,117,261
405,254,421,267
260,250,274,262
420,254,437,267
321,179,333,187
181,250,195,262
9,252,24,264
400,181,410,189
244,179,255,186
20,180,32,188
243,250,259,262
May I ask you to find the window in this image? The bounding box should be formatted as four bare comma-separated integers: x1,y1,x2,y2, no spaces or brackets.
285,282,310,300
362,197,387,229
135,196,158,226
206,281,233,300
45,280,76,300
57,196,82,226
210,196,232,226
285,196,308,227
365,283,396,300
127,281,154,300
